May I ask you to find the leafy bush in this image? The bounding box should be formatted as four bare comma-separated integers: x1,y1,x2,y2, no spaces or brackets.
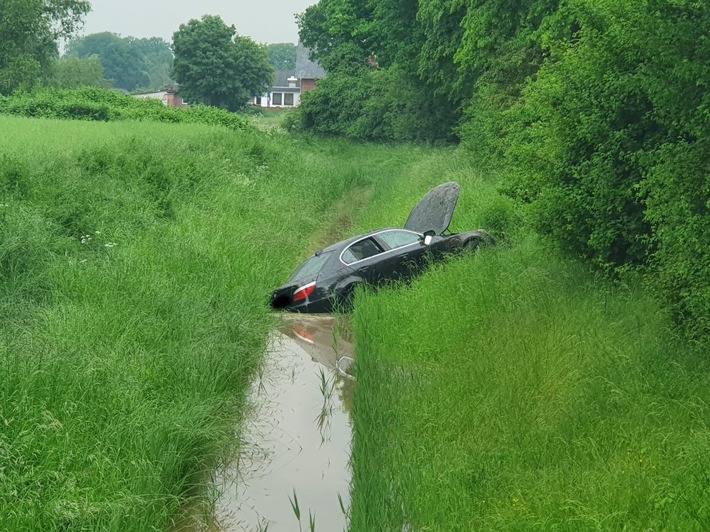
644,140,710,340
0,87,251,131
471,2,710,340
290,69,457,144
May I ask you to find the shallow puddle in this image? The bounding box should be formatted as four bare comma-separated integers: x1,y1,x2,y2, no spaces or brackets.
214,314,355,531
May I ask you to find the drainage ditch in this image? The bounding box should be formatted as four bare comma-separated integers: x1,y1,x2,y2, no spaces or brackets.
214,314,355,531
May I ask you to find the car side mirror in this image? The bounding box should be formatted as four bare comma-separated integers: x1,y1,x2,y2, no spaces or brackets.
422,230,435,246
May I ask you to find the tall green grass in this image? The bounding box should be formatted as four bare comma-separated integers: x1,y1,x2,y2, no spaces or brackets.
0,115,419,529
348,158,710,530
4,113,707,530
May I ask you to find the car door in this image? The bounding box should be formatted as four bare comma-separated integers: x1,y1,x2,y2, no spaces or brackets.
372,230,428,282
338,237,385,285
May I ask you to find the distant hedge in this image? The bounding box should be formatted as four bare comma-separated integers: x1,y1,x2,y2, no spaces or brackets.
0,87,251,131
286,68,457,144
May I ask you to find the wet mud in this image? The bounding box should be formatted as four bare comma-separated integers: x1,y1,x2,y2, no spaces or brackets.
214,314,355,531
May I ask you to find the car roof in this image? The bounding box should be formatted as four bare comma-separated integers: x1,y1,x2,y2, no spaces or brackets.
318,227,411,254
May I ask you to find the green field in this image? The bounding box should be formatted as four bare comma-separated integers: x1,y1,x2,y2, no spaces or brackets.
1,113,708,530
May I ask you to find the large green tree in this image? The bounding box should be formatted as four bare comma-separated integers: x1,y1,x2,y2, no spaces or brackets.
295,0,460,143
65,33,174,91
171,15,273,111
134,37,174,89
0,0,90,93
297,0,377,74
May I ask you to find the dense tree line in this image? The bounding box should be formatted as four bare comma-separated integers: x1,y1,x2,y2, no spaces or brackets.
295,0,710,340
0,0,90,93
65,32,174,92
1,5,274,100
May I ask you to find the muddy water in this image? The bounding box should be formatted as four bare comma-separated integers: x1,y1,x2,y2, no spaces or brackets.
214,314,355,531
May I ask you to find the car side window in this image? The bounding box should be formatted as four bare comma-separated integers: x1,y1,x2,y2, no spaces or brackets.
342,238,383,264
377,230,422,250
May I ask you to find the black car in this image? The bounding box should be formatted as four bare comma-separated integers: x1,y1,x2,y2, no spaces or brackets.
271,182,494,313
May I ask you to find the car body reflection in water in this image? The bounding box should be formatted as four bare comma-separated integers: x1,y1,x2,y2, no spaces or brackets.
214,314,355,531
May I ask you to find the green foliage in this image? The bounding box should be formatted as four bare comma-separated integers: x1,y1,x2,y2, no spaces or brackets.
64,32,146,91
495,1,710,338
293,0,562,146
368,0,420,69
267,43,297,70
291,68,456,144
64,32,174,91
171,15,273,111
455,0,567,168
297,0,377,75
294,0,467,143
134,36,175,90
49,56,110,89
0,0,90,94
0,87,251,131
644,141,710,340
416,0,472,104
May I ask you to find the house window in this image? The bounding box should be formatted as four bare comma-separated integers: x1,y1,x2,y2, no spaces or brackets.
284,93,294,106
272,93,282,106
255,96,262,105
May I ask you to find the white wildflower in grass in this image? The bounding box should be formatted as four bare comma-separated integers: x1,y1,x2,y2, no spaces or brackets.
80,234,92,244
104,242,116,248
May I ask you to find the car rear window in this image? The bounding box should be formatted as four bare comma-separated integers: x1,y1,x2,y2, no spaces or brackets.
288,252,332,284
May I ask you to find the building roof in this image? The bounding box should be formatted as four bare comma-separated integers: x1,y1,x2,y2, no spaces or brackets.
273,69,299,88
296,42,326,80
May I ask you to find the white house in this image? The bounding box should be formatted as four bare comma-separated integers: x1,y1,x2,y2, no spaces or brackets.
253,43,326,109
253,70,301,108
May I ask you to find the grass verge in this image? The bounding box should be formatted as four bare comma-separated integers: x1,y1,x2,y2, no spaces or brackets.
348,157,710,530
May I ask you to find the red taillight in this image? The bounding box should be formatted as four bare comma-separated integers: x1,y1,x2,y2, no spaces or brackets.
293,281,316,302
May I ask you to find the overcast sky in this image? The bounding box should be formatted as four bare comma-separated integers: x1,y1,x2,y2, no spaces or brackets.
81,0,317,45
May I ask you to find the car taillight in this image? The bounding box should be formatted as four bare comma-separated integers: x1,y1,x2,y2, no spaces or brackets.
293,281,316,302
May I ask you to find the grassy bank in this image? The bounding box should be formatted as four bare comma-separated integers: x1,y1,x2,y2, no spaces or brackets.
0,116,308,529
348,159,710,530
0,114,409,529
3,110,707,530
